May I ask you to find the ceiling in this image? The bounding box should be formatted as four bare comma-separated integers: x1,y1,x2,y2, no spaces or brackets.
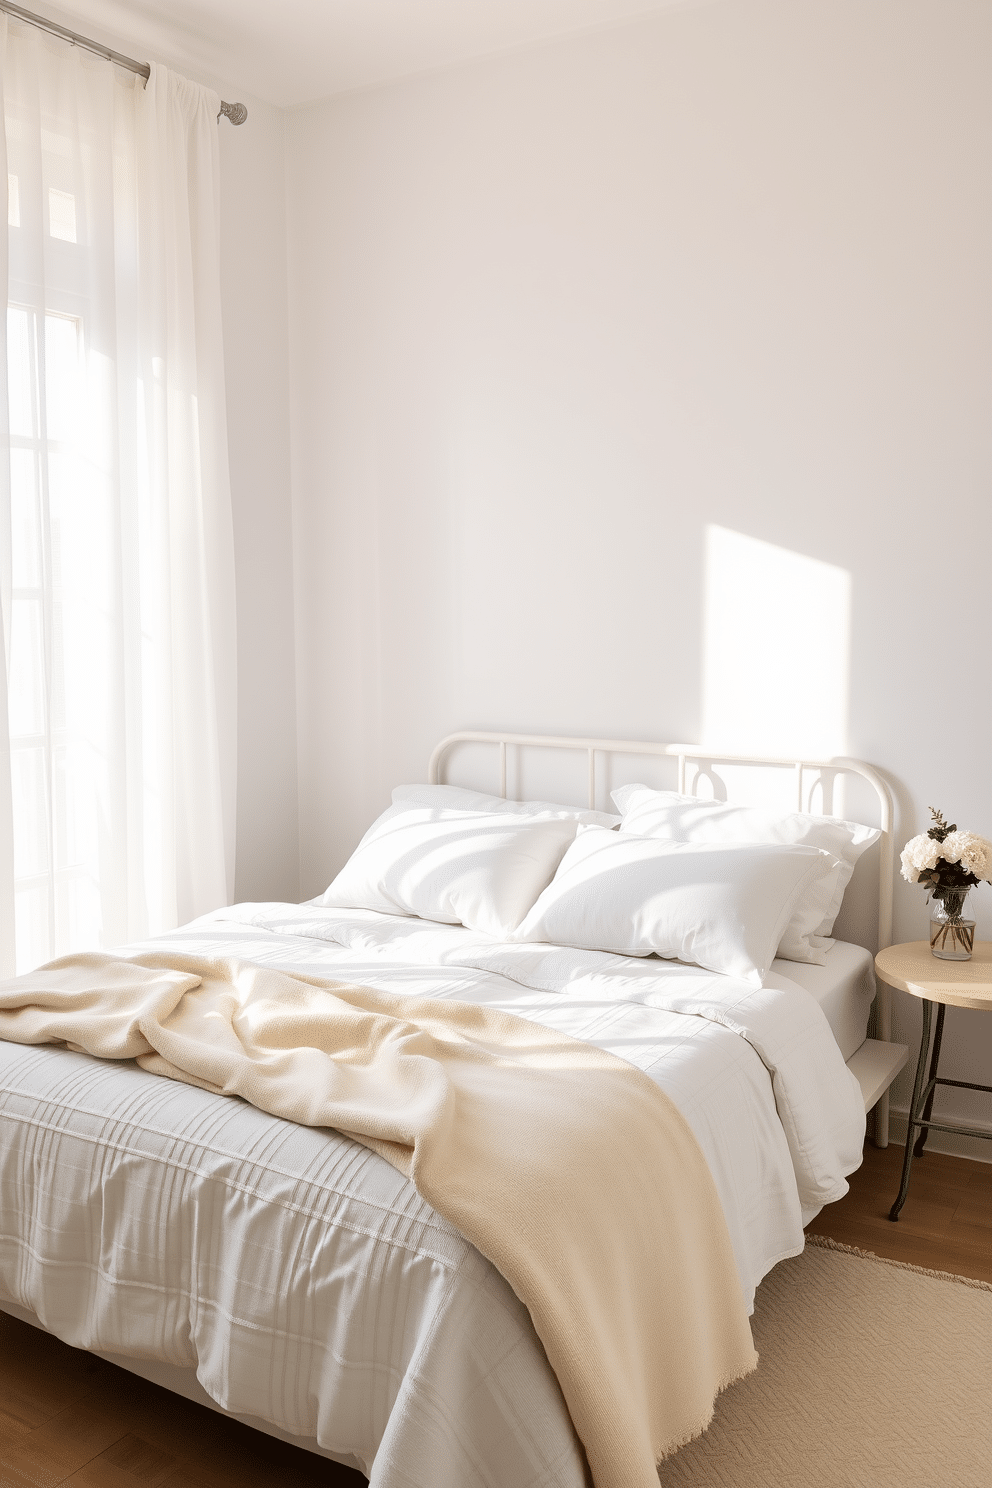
33,0,691,109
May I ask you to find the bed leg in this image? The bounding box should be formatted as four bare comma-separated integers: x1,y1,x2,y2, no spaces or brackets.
874,1090,890,1148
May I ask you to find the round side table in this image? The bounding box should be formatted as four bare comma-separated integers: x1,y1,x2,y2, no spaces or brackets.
874,941,992,1221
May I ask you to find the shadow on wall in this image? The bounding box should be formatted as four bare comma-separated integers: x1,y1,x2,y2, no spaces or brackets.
701,525,851,766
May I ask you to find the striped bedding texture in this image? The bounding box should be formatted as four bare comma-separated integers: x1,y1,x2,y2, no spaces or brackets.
0,903,866,1486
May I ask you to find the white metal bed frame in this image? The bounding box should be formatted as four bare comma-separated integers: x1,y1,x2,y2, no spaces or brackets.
429,729,908,1145
0,730,911,1472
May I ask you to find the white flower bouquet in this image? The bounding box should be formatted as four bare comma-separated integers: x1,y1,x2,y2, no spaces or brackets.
901,807,992,957
901,808,992,895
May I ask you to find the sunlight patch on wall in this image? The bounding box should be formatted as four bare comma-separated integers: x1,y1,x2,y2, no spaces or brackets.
701,525,851,760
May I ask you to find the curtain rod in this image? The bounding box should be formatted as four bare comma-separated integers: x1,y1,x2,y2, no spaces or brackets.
0,1,248,123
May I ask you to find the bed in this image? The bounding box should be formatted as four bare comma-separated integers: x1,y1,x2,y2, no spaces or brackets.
0,731,910,1486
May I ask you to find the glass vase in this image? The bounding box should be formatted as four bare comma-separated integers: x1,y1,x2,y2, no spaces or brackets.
929,887,975,960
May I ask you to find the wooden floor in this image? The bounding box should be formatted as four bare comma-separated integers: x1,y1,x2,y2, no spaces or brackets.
806,1139,992,1283
2,1141,989,1486
0,1314,368,1487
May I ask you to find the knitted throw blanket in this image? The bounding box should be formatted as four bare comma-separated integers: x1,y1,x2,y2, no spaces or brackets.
0,951,757,1487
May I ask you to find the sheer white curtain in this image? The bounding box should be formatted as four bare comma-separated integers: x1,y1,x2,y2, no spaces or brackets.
0,19,236,976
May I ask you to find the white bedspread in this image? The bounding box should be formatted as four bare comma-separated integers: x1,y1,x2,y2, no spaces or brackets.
0,903,865,1487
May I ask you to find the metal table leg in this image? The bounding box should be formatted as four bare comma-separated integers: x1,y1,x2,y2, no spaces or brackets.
913,1001,946,1158
889,998,933,1222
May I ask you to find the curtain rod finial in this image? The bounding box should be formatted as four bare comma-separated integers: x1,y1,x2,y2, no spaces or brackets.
219,100,248,125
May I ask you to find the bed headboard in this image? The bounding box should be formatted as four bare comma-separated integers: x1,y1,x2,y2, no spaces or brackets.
428,728,894,954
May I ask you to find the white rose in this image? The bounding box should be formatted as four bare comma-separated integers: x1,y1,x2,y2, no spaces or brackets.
900,834,942,882
901,835,932,881
943,830,992,883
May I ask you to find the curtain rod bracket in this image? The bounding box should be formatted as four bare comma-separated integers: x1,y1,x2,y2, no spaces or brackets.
218,100,248,126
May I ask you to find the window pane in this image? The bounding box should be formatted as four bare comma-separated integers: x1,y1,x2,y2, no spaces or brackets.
48,187,76,243
6,298,96,969
14,883,50,976
10,448,41,589
10,745,49,879
45,313,82,441
7,305,36,438
7,596,46,737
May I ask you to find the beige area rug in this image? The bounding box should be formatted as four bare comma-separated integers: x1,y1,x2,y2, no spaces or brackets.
660,1235,992,1488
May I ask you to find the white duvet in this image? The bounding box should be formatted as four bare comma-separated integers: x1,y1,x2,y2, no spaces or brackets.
0,903,866,1487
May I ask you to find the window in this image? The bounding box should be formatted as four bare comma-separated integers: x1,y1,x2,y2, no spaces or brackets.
6,304,96,968
2,37,236,976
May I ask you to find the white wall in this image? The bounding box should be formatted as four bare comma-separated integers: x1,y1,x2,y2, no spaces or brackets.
285,0,992,1139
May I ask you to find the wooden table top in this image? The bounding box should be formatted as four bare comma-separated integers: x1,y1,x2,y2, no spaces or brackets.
875,941,992,1010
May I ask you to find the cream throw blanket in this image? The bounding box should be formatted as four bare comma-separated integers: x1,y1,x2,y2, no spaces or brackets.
0,951,757,1487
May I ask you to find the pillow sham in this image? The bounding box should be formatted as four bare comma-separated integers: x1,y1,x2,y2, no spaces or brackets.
392,783,620,828
611,786,881,947
511,827,833,985
319,800,579,938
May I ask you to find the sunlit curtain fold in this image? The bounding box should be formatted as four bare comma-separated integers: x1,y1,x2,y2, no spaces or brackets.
0,19,236,975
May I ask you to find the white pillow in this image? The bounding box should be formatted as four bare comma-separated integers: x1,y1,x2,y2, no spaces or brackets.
771,853,842,965
611,786,881,949
512,827,831,985
319,800,579,937
392,783,620,828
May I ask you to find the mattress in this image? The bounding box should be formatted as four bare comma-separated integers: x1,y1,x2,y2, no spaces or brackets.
0,903,868,1488
768,940,876,1062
